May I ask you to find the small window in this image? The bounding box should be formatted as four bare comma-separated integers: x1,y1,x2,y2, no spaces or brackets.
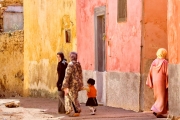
65,29,71,43
117,0,127,22
3,5,23,32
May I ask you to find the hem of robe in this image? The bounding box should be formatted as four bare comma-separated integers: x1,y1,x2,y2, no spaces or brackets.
151,105,167,114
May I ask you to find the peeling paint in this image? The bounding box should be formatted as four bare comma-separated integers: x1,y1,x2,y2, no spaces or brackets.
0,31,24,96
24,0,76,97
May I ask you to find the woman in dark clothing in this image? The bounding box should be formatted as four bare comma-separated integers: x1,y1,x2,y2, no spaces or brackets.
56,52,68,114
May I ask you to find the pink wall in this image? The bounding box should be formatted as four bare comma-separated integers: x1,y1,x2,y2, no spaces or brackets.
76,0,106,70
77,0,142,72
106,0,142,72
168,0,180,64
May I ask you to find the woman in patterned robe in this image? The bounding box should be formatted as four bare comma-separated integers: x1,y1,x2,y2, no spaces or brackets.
62,52,83,117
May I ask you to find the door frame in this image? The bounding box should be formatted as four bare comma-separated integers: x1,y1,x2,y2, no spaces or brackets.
94,6,106,71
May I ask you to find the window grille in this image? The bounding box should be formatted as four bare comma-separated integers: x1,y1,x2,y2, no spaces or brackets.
117,0,127,22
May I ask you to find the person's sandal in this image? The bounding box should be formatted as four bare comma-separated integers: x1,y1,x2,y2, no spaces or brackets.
90,112,95,115
156,114,166,118
94,108,97,112
153,112,157,116
65,111,71,115
69,112,80,117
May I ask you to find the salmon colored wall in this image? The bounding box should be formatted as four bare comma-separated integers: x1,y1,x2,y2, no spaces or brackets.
77,0,142,72
143,0,167,65
142,0,167,111
168,0,180,64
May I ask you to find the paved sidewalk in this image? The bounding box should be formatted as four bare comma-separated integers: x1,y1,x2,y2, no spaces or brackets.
0,97,167,120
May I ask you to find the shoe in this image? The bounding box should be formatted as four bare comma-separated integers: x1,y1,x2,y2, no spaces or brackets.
69,112,80,117
65,111,71,115
89,108,96,112
153,112,157,116
58,112,65,114
156,114,166,118
90,112,95,115
90,108,96,115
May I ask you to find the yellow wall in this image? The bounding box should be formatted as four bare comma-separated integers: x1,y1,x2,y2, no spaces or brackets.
23,0,76,97
0,31,24,96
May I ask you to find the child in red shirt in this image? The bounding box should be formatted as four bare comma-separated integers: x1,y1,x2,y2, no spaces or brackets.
82,78,98,115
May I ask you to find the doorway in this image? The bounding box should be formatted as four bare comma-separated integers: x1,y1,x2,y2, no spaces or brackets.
94,6,106,72
94,6,106,104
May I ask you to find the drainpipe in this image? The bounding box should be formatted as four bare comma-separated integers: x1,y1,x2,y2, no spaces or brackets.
139,0,144,112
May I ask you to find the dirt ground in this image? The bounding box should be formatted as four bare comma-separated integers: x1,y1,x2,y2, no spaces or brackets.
0,97,61,120
0,97,166,120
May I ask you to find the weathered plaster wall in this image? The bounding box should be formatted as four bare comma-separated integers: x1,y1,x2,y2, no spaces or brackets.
77,0,142,111
0,30,24,96
168,65,180,117
24,0,76,97
77,0,141,72
106,0,142,72
106,72,140,111
76,0,106,70
167,0,180,118
143,0,167,68
141,0,167,111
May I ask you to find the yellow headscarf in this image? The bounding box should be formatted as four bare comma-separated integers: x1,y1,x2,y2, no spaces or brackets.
156,48,167,59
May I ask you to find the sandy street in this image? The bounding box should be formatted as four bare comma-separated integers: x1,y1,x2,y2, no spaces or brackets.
0,97,166,120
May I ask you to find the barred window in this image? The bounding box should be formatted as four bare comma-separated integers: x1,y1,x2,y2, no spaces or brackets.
117,0,127,22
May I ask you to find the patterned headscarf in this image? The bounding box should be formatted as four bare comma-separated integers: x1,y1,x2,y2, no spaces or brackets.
156,48,167,59
70,52,77,61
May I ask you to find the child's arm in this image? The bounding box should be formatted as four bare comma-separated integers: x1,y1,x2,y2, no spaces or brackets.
81,86,90,92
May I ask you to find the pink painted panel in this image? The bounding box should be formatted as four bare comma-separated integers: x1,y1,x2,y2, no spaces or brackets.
76,0,106,70
77,0,142,72
106,0,142,72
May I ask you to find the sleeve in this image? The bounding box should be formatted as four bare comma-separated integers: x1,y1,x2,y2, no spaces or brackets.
57,62,62,75
56,63,60,87
164,60,168,88
57,62,63,87
146,67,153,88
61,64,73,90
78,63,84,90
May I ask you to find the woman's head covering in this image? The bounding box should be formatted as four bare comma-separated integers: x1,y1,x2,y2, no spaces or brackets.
57,52,64,60
156,48,167,59
70,52,77,61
